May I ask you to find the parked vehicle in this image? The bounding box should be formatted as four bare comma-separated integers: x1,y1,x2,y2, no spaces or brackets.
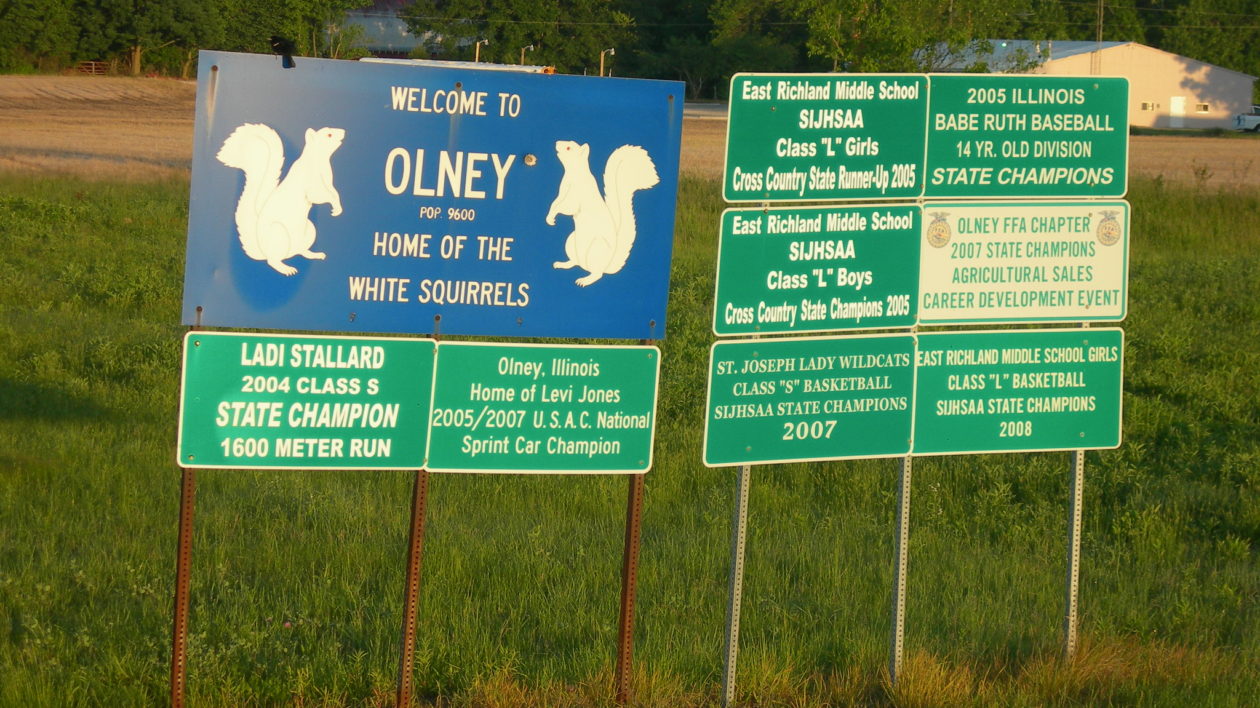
1233,105,1260,131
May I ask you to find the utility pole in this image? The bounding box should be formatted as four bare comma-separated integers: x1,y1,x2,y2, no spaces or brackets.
1092,0,1103,75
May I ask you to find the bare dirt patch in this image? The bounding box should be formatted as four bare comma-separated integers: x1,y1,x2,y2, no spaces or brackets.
1126,135,1260,187
0,75,195,180
5,75,1260,189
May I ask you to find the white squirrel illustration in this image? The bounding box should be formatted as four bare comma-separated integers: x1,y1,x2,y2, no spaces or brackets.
546,140,659,287
216,123,345,275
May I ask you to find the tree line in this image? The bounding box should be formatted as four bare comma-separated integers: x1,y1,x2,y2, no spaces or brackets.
0,0,371,78
3,0,1257,98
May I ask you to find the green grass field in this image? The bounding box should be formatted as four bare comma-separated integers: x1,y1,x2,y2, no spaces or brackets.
1,173,1258,706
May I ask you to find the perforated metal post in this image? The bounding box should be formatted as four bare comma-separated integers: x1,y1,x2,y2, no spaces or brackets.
170,467,197,708
721,464,753,707
396,469,431,708
615,472,646,705
1064,322,1091,661
889,455,912,685
1064,449,1086,660
170,315,201,708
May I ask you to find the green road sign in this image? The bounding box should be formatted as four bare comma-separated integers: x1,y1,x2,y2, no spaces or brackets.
714,205,920,335
913,329,1123,454
724,73,929,202
427,342,660,473
177,332,435,469
919,201,1129,324
705,335,916,466
704,328,1124,464
925,75,1129,198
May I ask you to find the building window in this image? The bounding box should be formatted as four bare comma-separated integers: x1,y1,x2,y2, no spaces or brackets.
1141,101,1155,111
1195,103,1210,113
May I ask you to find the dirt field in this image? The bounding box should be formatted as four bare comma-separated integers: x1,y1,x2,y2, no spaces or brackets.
0,76,196,180
3,74,1259,188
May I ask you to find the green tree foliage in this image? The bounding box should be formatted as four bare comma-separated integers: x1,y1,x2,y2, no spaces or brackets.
637,33,798,98
1048,0,1147,42
216,0,368,58
0,0,77,71
615,0,711,78
711,0,1032,73
3,0,1259,88
0,0,368,75
400,0,636,74
638,35,721,97
77,0,187,76
1164,0,1260,81
70,0,247,76
710,0,813,67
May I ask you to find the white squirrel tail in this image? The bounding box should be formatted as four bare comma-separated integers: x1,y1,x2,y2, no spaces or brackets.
216,123,284,260
601,145,659,275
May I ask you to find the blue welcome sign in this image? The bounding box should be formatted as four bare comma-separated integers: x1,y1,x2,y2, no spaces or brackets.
182,51,683,340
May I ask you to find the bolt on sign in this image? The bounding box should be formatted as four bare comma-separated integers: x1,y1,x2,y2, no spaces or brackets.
177,332,435,469
704,334,917,466
919,201,1129,324
182,51,683,340
724,74,929,202
913,328,1123,454
724,73,1128,203
427,342,660,473
703,329,1122,466
924,75,1129,198
713,205,920,335
712,200,1128,336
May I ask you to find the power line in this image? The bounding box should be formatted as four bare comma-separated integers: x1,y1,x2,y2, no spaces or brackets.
1057,0,1260,19
362,8,1260,32
1051,19,1260,28
363,12,725,28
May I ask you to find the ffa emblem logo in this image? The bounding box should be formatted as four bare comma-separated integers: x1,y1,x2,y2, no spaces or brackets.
926,211,951,248
1096,210,1121,246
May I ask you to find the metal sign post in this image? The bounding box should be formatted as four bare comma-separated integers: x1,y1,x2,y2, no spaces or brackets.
721,464,753,707
169,466,197,708
615,472,646,704
888,455,912,685
1064,449,1085,660
396,469,432,708
1064,322,1090,661
398,318,440,707
170,315,201,708
614,338,652,705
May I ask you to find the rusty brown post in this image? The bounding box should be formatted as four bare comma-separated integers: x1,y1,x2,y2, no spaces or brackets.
170,466,197,708
615,472,646,705
396,469,431,708
171,312,202,708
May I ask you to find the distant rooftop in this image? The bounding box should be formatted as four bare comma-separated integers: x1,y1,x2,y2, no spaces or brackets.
344,7,428,56
923,40,1132,72
927,39,1256,80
